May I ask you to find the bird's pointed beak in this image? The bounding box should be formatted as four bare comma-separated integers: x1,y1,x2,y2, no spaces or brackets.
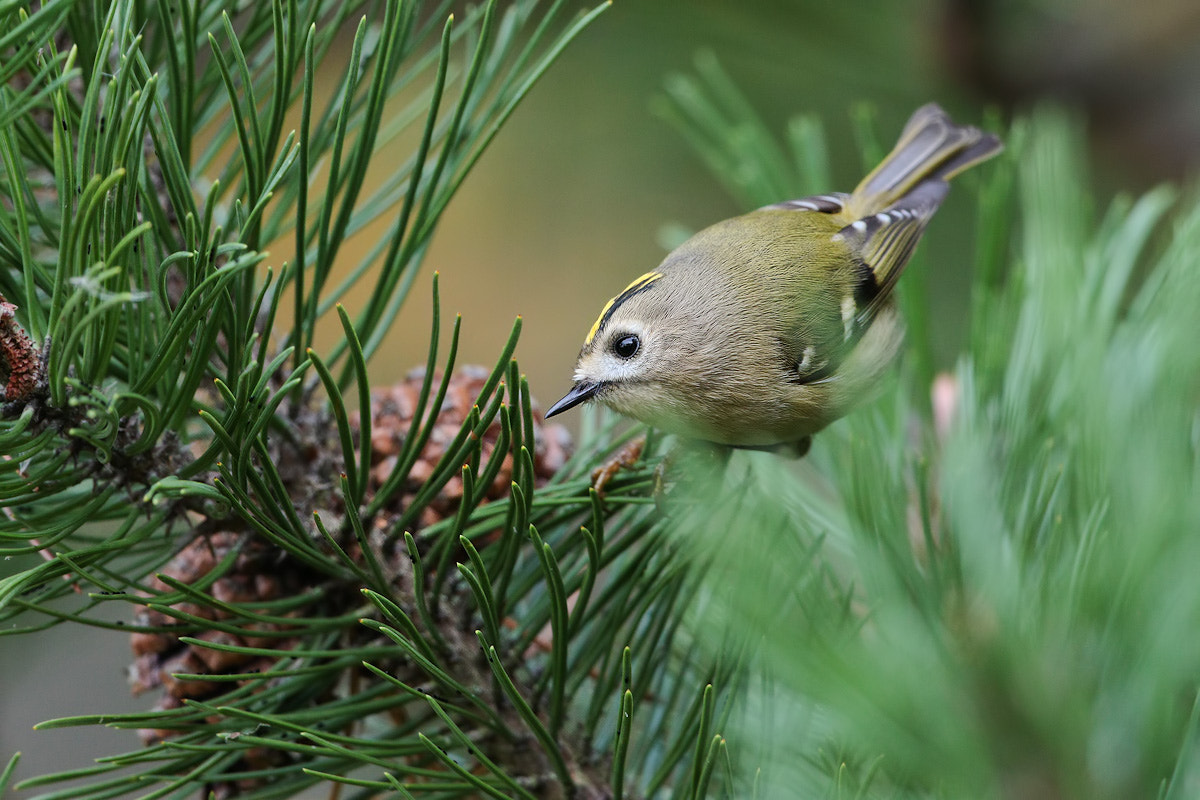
545,381,601,418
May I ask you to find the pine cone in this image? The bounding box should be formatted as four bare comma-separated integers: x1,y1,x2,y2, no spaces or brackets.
357,365,572,532
129,531,308,743
131,366,570,713
129,365,572,795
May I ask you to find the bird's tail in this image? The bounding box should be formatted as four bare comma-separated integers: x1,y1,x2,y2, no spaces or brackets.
846,103,1003,219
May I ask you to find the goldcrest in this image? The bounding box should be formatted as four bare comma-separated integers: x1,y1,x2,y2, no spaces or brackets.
546,104,1002,455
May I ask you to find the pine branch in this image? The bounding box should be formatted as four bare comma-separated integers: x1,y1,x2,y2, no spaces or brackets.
3,2,736,798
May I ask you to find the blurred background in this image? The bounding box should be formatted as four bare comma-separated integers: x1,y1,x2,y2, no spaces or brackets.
372,0,1200,414
4,0,1200,791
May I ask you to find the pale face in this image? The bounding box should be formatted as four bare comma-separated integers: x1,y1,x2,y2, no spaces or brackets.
545,272,677,421
574,318,648,386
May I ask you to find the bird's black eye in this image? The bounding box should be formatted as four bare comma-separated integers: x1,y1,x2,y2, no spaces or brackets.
612,334,640,359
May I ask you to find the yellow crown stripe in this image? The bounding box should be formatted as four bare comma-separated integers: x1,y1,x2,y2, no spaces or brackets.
584,271,663,345
585,298,617,345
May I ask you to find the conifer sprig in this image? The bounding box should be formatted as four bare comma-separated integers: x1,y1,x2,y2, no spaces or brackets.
3,2,739,797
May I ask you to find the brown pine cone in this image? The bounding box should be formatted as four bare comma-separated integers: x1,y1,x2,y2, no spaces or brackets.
129,531,307,744
356,365,572,531
131,366,571,717
128,366,573,796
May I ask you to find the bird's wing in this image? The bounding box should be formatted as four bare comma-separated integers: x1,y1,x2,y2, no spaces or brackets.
834,179,949,328
754,193,876,383
760,192,851,214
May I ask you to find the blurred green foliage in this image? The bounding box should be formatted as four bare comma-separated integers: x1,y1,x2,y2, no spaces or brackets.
665,74,1200,798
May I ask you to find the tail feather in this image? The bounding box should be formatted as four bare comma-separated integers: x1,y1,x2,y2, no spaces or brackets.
836,105,1002,329
848,103,1002,218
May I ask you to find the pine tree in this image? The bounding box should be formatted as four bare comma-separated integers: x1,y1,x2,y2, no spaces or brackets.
1,2,720,797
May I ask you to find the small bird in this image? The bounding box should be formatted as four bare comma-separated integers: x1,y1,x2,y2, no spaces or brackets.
545,104,1002,456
